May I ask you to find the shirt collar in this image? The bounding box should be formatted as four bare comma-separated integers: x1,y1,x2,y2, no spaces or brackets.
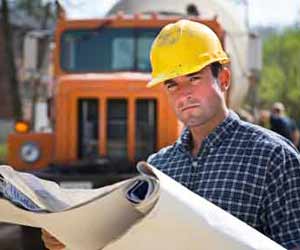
176,111,240,152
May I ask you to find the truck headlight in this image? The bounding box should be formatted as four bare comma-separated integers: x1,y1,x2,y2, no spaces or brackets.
20,142,41,163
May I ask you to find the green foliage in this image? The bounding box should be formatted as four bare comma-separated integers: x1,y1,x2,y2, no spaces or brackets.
16,1,43,18
15,0,56,21
259,28,300,119
0,143,7,163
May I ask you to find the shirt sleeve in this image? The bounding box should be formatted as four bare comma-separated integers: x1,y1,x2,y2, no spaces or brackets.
262,145,300,249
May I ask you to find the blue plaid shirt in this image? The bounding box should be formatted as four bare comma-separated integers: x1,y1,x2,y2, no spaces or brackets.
148,111,300,249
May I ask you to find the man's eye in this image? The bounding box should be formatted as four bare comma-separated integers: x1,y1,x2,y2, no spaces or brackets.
189,76,203,86
190,76,201,82
166,84,178,92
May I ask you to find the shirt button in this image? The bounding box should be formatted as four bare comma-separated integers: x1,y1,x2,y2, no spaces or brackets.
192,161,198,167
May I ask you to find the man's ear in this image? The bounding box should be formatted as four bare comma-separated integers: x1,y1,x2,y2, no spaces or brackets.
218,67,231,91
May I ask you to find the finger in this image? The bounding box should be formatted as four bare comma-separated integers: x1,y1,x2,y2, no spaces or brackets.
41,229,65,250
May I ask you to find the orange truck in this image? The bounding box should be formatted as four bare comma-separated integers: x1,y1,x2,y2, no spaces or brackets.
7,12,226,186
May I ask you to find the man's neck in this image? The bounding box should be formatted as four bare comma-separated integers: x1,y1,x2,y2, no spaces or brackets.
190,109,229,157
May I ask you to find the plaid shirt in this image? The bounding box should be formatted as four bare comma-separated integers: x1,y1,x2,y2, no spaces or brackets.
147,111,300,249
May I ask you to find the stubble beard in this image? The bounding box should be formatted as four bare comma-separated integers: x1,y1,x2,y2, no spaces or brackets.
178,108,209,127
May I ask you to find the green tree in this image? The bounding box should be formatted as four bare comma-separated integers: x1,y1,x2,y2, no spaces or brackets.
1,0,23,120
15,0,56,21
259,28,300,120
0,0,55,121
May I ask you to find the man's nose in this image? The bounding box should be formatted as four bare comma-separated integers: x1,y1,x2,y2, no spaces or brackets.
178,84,193,99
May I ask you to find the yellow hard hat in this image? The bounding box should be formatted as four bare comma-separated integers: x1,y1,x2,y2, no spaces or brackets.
147,19,230,87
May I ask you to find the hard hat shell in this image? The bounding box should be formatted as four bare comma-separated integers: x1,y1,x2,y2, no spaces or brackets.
147,19,230,87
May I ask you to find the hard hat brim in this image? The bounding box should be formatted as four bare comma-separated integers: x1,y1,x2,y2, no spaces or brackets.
147,57,229,88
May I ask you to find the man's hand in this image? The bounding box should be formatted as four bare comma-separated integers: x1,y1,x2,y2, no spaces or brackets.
41,229,65,250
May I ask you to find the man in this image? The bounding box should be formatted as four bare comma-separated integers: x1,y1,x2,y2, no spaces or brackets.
270,102,297,141
42,20,300,249
146,20,300,249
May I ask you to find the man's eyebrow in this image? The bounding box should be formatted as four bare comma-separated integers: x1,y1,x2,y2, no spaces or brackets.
186,71,203,77
163,71,203,85
164,79,177,85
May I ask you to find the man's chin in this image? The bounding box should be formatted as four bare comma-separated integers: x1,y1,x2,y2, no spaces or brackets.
182,118,207,127
187,122,206,128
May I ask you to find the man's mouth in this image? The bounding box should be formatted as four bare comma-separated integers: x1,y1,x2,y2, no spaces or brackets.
181,104,200,112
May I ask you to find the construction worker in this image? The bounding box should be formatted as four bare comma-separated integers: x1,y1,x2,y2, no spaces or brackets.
146,20,300,249
42,20,300,250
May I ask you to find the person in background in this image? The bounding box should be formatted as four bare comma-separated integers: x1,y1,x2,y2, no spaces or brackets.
291,127,300,151
270,102,297,142
258,109,271,129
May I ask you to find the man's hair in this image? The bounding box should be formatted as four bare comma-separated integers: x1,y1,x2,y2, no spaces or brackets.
210,62,222,79
272,102,285,115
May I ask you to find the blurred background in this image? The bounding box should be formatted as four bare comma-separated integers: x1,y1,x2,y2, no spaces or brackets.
0,0,299,249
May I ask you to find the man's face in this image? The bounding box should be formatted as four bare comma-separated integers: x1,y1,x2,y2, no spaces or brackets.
163,66,228,127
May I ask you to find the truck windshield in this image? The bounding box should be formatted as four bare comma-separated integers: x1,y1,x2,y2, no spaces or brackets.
61,27,160,72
